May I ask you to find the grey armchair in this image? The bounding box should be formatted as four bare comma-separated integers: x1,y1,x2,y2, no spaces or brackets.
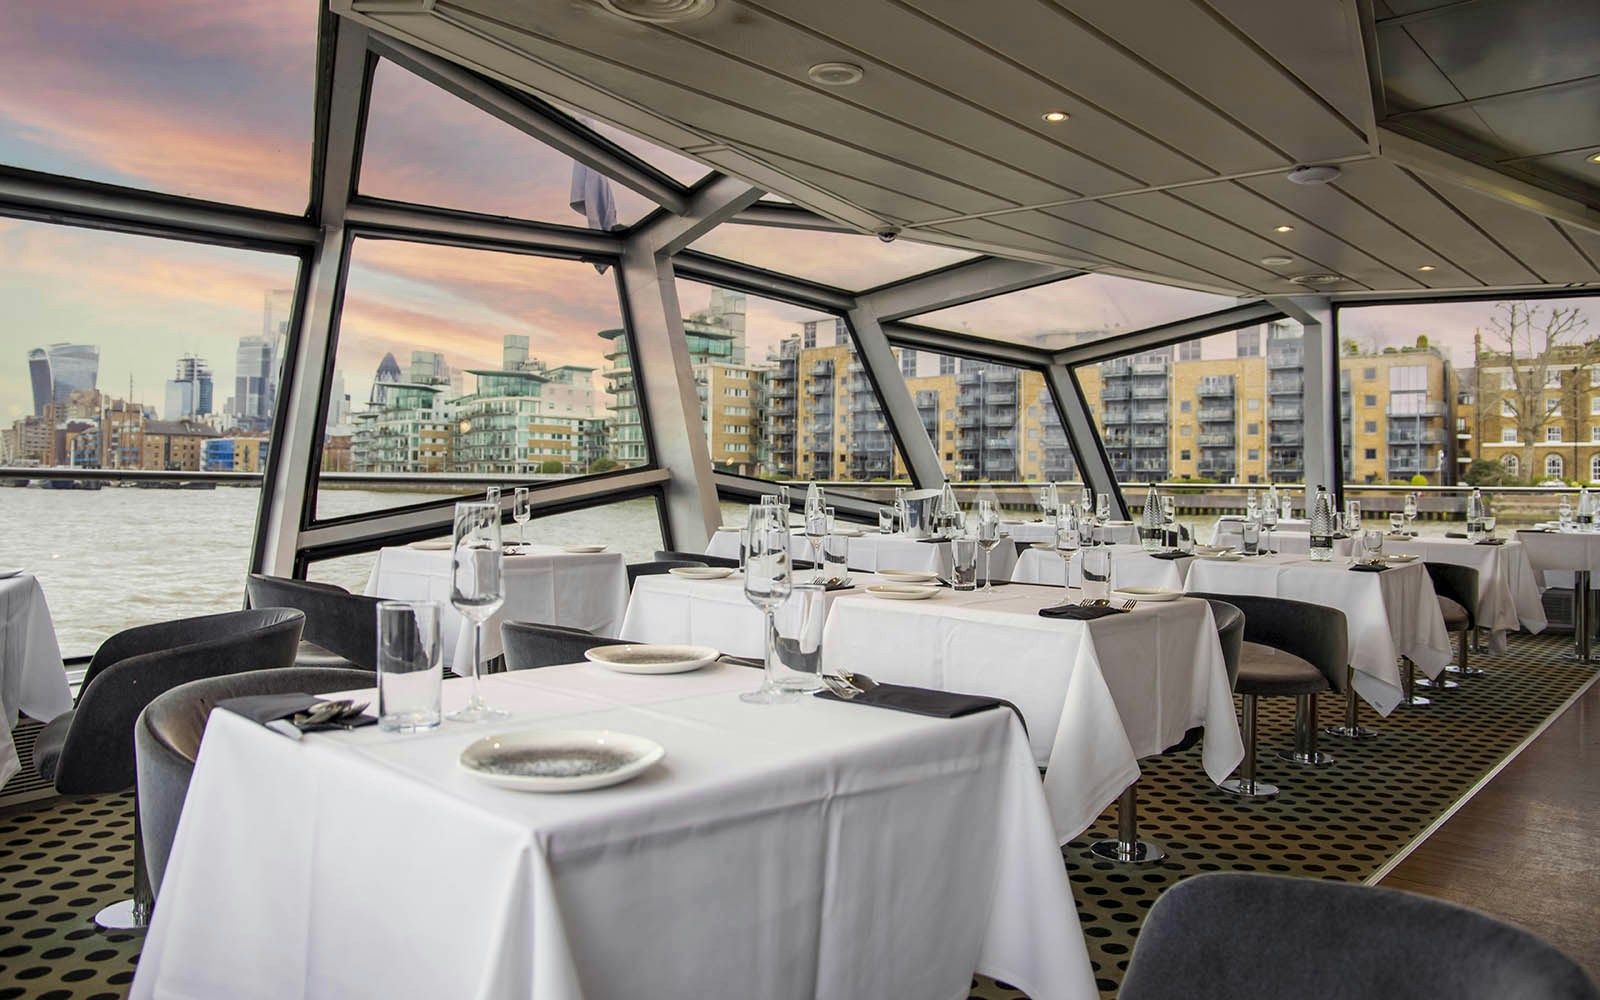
1120,873,1599,1000
1421,561,1481,690
246,573,384,670
135,666,373,899
1187,593,1347,798
655,549,741,569
627,559,705,589
33,607,304,928
502,621,621,670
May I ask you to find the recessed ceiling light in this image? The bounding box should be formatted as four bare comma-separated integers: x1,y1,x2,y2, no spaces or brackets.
808,62,864,86
1286,164,1342,185
1418,265,1437,272
1588,152,1600,164
1260,256,1294,266
594,0,715,23
1289,273,1344,286
1274,224,1295,233
1041,111,1069,123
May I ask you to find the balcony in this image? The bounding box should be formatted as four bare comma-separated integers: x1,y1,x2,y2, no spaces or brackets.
984,407,1017,426
1269,456,1303,475
1101,384,1130,400
956,391,983,408
1103,407,1130,423
1386,402,1445,418
1268,430,1302,446
985,368,1014,383
1132,434,1168,447
805,379,833,395
984,436,1015,449
1388,428,1446,444
987,391,1017,405
851,456,893,478
1198,404,1234,421
1267,349,1302,369
854,432,893,452
1132,407,1168,423
1197,380,1234,398
768,401,793,415
1268,404,1302,420
1269,374,1303,395
956,413,981,428
956,371,983,386
808,361,833,377
1197,457,1236,476
1197,431,1235,446
1132,460,1168,474
1102,359,1131,375
1132,384,1167,399
808,420,833,436
1132,361,1167,375
915,390,940,408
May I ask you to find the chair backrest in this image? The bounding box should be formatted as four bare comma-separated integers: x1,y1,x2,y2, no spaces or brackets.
1119,873,1599,1000
56,608,305,795
501,621,620,670
1185,592,1348,692
656,549,741,569
627,559,705,589
1424,562,1480,627
135,666,373,896
1204,598,1244,689
245,573,384,669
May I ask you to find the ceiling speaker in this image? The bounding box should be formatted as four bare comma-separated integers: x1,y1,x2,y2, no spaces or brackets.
1289,273,1345,286
1286,165,1342,185
594,0,715,23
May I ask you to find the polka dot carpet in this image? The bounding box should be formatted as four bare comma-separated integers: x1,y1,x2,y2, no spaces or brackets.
0,631,1589,999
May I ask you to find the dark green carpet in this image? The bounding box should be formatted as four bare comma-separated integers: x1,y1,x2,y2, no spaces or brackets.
0,632,1589,1000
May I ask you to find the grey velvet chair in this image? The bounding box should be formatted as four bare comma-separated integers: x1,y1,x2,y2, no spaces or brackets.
33,607,304,928
655,549,741,569
502,621,621,670
246,573,384,670
1089,599,1244,864
1186,593,1347,798
135,666,373,901
1418,562,1481,693
627,558,705,589
1120,873,1599,1000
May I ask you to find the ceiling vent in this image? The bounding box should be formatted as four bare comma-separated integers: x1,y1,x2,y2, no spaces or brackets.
1259,256,1294,267
1289,273,1345,286
1286,165,1341,185
594,0,715,23
808,62,865,86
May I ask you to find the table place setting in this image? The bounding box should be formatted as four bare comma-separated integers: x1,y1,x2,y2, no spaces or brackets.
583,643,721,675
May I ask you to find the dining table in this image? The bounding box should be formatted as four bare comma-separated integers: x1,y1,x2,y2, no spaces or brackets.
706,528,1020,579
1010,543,1194,591
131,666,1098,1000
365,543,629,672
1376,534,1545,651
0,572,72,788
1514,528,1600,660
1183,552,1453,714
1001,519,1138,546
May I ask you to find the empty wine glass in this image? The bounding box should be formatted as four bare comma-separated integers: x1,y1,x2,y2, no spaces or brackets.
1403,493,1418,534
742,504,797,704
1080,487,1094,522
1389,512,1405,534
1260,503,1279,554
1055,509,1080,599
977,499,1002,592
1096,494,1111,523
1160,495,1178,550
804,506,829,582
512,487,531,551
485,485,501,507
446,501,507,722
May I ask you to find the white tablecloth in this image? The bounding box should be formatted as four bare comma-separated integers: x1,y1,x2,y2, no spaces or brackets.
1002,520,1138,546
620,573,865,657
1183,554,1452,715
0,574,72,787
132,667,1095,1000
365,545,629,671
1515,530,1600,590
1011,544,1192,591
1378,537,1545,649
707,530,1019,579
820,587,1241,843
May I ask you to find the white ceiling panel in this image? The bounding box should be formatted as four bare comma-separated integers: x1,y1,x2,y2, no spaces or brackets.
1428,179,1600,283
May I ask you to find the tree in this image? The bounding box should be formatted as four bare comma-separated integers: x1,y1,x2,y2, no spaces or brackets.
1415,334,1430,349
587,457,619,474
1484,301,1594,476
1463,457,1519,487
537,459,565,474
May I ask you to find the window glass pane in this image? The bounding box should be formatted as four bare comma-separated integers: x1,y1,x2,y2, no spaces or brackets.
1076,319,1301,488
306,496,666,590
548,107,712,188
910,274,1240,349
674,279,912,492
1337,295,1600,525
359,60,658,228
317,238,639,519
0,1,317,214
1,220,300,656
687,225,977,291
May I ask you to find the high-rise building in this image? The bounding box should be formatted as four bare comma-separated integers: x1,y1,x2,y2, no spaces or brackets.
369,352,403,407
27,349,51,417
164,354,213,421
407,350,451,386
33,343,100,410
233,335,278,426
503,335,530,371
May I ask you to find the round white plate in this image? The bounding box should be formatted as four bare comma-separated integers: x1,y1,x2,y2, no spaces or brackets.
714,525,741,532
562,544,607,554
1200,552,1243,562
877,569,939,583
1106,520,1135,526
584,643,719,674
866,584,940,600
834,528,864,537
0,567,22,580
408,539,452,551
1383,553,1420,563
460,729,665,793
668,566,734,580
1113,587,1180,602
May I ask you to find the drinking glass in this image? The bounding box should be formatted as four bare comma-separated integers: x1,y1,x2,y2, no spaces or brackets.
821,533,850,583
742,505,797,704
1390,512,1405,534
1560,497,1574,531
1096,494,1111,522
1345,499,1361,534
951,537,979,591
1160,495,1178,550
1036,485,1053,518
1081,548,1111,604
771,584,826,694
485,485,501,507
1080,487,1094,521
977,499,1002,592
1055,511,1080,600
1242,519,1261,555
878,507,895,534
447,501,507,722
1403,493,1418,533
512,487,531,550
1483,515,1497,539
376,600,441,733
1260,504,1279,554
1362,529,1384,564
804,507,829,582
824,505,837,534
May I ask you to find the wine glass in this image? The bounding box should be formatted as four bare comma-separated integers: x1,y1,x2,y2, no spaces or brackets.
485,485,501,507
1096,494,1111,523
1403,493,1418,534
742,505,798,704
446,501,507,722
1260,503,1279,554
977,499,1002,592
1080,487,1094,522
512,487,531,551
804,506,829,582
1389,512,1405,534
1160,495,1177,550
1036,485,1052,519
1054,509,1080,600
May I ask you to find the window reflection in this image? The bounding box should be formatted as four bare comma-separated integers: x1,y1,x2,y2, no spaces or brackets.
688,225,977,291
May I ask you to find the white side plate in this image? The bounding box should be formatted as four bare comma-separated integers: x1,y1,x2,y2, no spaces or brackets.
1113,587,1181,602
584,643,719,674
1200,552,1243,562
668,566,734,580
459,729,665,792
562,544,607,554
408,540,452,550
876,569,939,583
865,584,940,600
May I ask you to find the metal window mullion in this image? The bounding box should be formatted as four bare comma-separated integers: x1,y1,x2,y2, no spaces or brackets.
1046,363,1127,518
858,258,1081,323
847,302,943,488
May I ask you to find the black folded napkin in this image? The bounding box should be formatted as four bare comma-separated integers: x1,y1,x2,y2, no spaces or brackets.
217,693,377,734
1038,603,1130,620
1348,562,1390,573
915,537,946,544
1148,550,1189,560
818,579,856,592
1476,538,1506,546
1446,531,1468,539
935,578,1015,588
815,682,1022,727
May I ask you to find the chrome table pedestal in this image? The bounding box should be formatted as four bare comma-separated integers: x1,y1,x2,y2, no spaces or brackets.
1323,669,1379,739
1219,694,1278,798
1573,572,1597,663
1087,783,1165,864
1276,692,1335,765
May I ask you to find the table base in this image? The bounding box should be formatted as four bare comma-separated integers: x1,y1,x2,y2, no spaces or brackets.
1088,839,1166,864
94,898,148,932
1218,776,1279,798
1323,680,1380,739
1275,748,1336,766
1572,572,1598,663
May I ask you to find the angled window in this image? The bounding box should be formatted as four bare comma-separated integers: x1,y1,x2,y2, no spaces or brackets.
1,219,301,655
550,107,712,188
0,1,318,213
908,274,1239,350
687,225,977,291
314,238,639,521
358,60,661,229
